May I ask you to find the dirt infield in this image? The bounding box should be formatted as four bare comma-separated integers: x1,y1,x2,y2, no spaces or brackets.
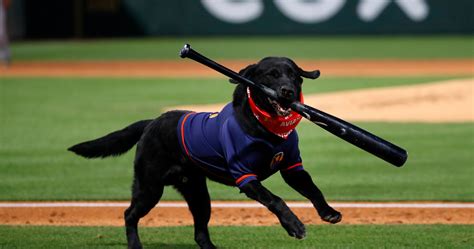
0,59,472,77
1,202,473,227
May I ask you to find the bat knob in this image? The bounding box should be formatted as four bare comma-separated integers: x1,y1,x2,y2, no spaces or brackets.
180,44,191,58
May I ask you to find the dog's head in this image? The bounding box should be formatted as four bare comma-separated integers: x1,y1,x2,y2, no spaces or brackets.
231,57,320,140
231,57,320,116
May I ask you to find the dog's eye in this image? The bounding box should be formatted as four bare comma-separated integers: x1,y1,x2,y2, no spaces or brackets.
267,70,280,78
287,69,296,78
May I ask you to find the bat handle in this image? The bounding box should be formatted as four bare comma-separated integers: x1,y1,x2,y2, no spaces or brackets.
179,43,279,100
179,44,191,58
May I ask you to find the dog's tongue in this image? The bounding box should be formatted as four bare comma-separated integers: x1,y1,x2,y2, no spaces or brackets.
247,88,303,139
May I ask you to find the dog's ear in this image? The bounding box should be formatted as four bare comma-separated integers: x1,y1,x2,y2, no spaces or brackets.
229,64,257,84
299,68,321,80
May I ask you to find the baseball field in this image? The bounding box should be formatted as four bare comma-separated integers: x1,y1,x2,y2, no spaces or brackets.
0,36,473,248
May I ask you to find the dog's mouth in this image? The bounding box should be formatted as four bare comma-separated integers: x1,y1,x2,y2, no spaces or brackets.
268,98,292,116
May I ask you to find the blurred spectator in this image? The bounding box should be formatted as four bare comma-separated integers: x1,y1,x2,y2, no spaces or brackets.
0,0,11,66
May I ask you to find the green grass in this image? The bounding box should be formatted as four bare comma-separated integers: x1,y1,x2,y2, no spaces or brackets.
0,225,472,248
1,76,472,201
11,36,474,61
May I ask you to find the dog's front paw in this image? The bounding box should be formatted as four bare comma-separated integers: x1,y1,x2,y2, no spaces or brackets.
319,207,342,224
280,213,306,239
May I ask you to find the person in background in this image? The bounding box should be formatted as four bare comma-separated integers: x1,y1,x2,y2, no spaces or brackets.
0,0,11,66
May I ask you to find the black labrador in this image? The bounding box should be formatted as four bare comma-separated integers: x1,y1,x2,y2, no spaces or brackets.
69,57,342,249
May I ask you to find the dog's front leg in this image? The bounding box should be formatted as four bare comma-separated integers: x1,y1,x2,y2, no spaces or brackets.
240,181,306,239
281,170,342,224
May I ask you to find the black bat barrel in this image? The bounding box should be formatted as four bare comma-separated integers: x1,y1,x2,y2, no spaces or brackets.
291,102,408,167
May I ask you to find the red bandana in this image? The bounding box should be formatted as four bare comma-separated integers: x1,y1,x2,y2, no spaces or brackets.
247,87,303,139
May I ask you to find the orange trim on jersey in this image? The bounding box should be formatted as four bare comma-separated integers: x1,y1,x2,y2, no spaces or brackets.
282,162,303,171
235,174,257,185
180,113,194,157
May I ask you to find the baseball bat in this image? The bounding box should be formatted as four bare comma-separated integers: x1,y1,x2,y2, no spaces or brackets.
179,44,407,167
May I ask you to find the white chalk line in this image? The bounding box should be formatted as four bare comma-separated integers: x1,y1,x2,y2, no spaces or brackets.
0,202,473,209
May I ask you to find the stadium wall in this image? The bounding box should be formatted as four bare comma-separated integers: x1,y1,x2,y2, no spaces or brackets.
123,0,473,35
11,0,474,39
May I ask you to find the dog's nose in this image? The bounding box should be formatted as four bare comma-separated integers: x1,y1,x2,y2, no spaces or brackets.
279,86,295,100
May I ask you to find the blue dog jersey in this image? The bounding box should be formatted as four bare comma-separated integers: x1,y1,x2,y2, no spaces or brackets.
177,103,304,188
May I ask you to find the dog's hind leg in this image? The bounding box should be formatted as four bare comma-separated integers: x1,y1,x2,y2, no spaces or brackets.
122,110,190,248
124,178,164,249
175,174,216,249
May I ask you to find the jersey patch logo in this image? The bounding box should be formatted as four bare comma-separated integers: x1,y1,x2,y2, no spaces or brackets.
209,112,219,118
270,152,284,170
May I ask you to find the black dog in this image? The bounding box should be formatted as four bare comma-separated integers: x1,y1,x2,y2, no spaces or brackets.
69,57,342,249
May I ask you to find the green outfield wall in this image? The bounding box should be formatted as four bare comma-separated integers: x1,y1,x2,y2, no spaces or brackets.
123,0,473,35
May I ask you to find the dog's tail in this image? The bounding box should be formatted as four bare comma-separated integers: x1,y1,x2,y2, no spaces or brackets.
68,120,153,159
